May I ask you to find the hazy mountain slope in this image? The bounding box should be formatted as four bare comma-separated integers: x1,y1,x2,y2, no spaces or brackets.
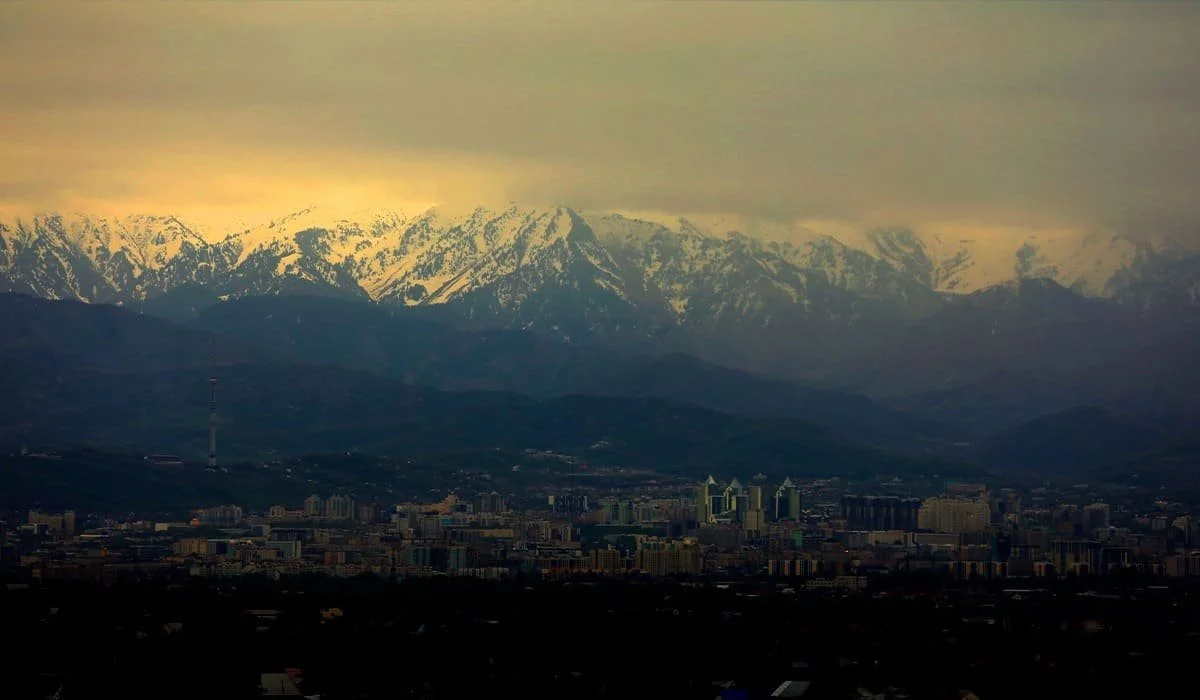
1092,439,1200,485
190,294,623,395
0,293,271,372
827,225,1159,296
3,288,1195,478
186,295,941,449
883,317,1200,437
977,407,1168,473
1082,325,1200,432
0,293,942,454
0,358,951,478
836,279,1159,398
601,213,1171,297
567,352,945,450
1109,251,1200,313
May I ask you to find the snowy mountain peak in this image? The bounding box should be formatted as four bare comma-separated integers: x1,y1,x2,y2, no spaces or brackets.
1,206,1195,330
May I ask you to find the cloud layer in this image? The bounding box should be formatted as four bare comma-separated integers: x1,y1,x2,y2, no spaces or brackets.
2,3,1198,239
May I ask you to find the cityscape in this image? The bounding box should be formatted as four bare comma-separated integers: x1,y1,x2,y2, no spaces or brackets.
11,472,1200,584
4,2,1200,699
8,469,1200,698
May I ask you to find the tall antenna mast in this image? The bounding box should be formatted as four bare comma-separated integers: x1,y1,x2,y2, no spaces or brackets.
208,339,217,470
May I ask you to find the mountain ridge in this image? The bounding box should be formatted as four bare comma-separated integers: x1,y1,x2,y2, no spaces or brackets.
2,292,1195,478
3,206,1192,309
4,205,1197,420
0,294,956,478
0,292,938,453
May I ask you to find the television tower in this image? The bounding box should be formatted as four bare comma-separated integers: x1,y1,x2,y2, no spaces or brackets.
208,340,217,470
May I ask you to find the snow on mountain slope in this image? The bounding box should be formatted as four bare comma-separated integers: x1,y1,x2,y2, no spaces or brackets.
597,214,1166,297
588,213,864,329
0,206,1192,326
211,205,632,311
0,214,234,302
667,218,1158,297
372,207,592,305
862,226,1152,296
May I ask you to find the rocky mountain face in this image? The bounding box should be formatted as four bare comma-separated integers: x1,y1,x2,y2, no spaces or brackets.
0,214,236,302
4,206,1188,309
2,205,1196,383
3,199,1199,475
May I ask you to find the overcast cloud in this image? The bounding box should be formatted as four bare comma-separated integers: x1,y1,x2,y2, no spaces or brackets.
1,2,1198,240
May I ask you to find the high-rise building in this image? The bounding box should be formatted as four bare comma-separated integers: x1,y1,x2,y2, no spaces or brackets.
418,516,443,540
591,547,625,573
476,491,508,514
695,477,714,523
723,478,745,514
748,484,765,511
550,494,589,515
918,498,990,534
743,508,766,534
326,495,356,520
734,494,751,520
27,509,76,537
598,497,636,525
773,479,801,521
194,505,243,526
635,537,702,576
303,495,324,518
355,503,375,524
709,492,726,519
841,495,921,531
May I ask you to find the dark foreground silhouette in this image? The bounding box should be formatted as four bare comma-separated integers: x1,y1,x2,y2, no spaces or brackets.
3,572,1196,699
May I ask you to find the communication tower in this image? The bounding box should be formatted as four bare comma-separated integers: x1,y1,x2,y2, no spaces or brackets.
208,341,217,470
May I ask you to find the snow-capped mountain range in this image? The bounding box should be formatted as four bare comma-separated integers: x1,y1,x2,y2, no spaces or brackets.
1,205,1195,336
